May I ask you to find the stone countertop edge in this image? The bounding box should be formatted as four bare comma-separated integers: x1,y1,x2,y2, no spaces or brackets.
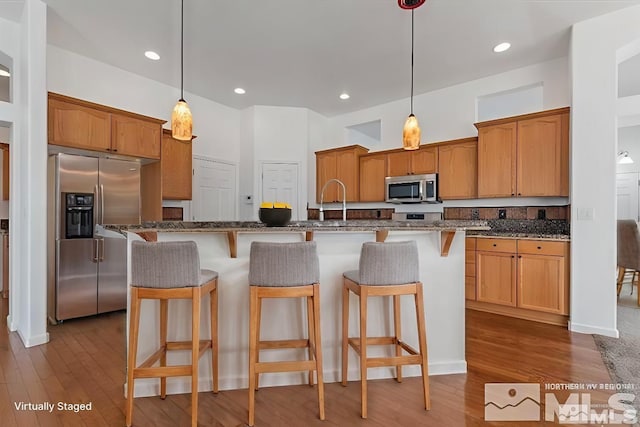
105,219,491,233
466,231,570,241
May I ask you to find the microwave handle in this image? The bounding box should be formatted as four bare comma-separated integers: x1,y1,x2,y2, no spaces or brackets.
419,181,424,200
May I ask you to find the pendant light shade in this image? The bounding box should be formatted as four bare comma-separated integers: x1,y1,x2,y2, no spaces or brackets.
172,99,192,141
172,0,193,141
398,0,426,9
401,7,423,150
403,114,421,150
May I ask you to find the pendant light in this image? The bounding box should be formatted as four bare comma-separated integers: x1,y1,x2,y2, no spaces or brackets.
401,4,424,150
171,0,193,141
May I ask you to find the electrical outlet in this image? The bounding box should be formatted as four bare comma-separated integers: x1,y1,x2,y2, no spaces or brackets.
498,209,507,219
537,209,546,220
471,208,479,220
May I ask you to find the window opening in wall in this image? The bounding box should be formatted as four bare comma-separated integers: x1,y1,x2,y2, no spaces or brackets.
476,83,543,122
618,53,640,98
346,120,381,148
0,50,12,104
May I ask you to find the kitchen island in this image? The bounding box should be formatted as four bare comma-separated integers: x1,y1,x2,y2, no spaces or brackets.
119,220,489,398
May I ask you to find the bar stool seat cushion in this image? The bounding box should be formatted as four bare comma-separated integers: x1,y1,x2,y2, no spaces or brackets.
344,241,419,286
249,241,320,287
132,240,217,288
200,269,219,285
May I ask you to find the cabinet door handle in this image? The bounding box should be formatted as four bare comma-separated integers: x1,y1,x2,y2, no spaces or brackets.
492,243,497,247
511,255,515,258
112,148,118,152
518,193,522,196
511,193,515,196
537,246,542,250
518,255,522,258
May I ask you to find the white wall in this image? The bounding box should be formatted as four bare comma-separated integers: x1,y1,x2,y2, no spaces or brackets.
238,106,255,220
326,57,569,153
47,45,241,163
249,105,310,220
570,4,640,337
308,57,570,211
6,0,48,347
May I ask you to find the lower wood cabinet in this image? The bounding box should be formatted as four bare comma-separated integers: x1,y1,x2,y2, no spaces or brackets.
465,237,477,300
477,242,517,307
468,237,570,325
517,240,569,315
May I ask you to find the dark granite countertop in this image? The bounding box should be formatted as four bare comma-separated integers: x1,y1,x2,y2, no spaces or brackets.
466,230,570,241
106,220,490,233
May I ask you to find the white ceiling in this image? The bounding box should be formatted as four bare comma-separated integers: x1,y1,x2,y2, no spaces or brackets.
2,0,640,116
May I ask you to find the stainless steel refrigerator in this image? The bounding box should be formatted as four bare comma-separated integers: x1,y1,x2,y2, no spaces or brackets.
48,153,141,322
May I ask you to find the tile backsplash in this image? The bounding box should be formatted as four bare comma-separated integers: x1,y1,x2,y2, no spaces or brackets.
444,206,569,221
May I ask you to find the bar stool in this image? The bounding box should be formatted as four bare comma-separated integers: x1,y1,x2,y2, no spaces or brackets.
341,240,430,418
248,241,325,426
126,241,218,427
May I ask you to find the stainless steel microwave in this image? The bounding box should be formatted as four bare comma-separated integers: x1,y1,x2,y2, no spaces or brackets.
385,174,439,203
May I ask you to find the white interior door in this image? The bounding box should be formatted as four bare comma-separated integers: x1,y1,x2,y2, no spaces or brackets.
192,158,237,221
262,162,299,220
616,172,639,221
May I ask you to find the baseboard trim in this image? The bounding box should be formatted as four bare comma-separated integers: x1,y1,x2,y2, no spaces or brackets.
18,330,50,348
570,322,619,338
129,359,468,398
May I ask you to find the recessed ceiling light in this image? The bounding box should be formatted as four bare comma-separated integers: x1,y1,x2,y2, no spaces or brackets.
144,51,160,60
339,93,350,100
0,70,10,77
493,42,511,53
234,88,246,95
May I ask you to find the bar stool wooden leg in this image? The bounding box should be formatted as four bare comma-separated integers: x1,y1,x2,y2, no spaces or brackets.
248,286,258,427
191,288,201,427
307,295,315,386
312,284,325,420
341,282,349,386
159,298,168,399
414,283,431,410
254,293,262,391
125,287,141,427
359,286,369,419
617,267,625,296
210,285,219,394
393,295,402,383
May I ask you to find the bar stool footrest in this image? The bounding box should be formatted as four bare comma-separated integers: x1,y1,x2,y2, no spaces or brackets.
366,355,423,368
255,360,317,374
134,365,193,379
258,339,310,350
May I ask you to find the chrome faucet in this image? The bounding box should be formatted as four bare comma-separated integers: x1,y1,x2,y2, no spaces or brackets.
319,178,347,221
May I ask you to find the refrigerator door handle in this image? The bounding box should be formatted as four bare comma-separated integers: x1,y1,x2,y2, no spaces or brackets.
99,238,105,261
94,184,99,230
92,238,99,262
100,184,105,224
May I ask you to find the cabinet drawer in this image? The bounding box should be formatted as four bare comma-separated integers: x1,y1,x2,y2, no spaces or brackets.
476,238,517,253
517,240,568,256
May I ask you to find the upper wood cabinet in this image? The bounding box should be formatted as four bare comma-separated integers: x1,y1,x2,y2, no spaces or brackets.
315,145,368,203
48,95,111,152
359,153,387,202
437,138,477,200
48,92,165,160
112,114,161,159
475,107,570,198
387,145,438,176
161,129,193,200
477,123,516,198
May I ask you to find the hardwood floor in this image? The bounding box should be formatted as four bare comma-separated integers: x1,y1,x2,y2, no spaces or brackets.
0,299,615,426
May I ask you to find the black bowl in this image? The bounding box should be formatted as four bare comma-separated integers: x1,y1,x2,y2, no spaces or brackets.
259,208,292,227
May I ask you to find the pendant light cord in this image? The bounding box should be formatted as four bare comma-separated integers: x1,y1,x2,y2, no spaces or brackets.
180,0,185,101
410,9,414,115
